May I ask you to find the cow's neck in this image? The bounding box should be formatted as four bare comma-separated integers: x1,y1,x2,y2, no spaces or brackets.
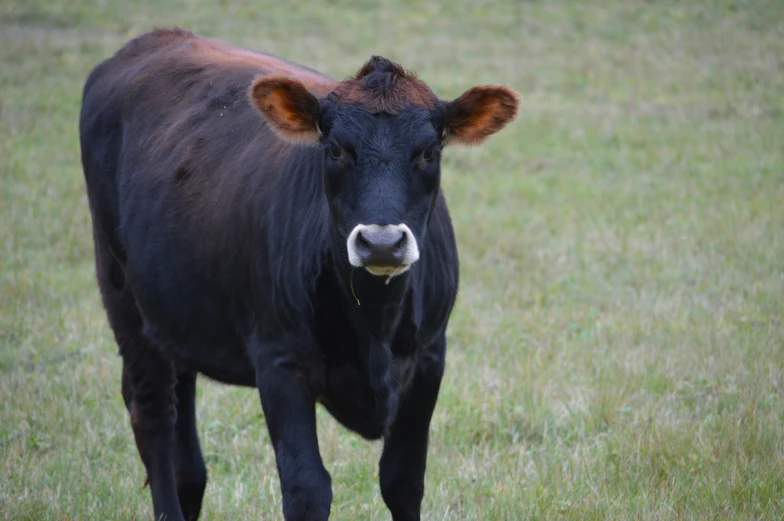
330,242,415,436
327,227,412,328
353,269,411,436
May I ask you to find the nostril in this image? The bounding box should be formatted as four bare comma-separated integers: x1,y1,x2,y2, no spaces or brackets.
354,231,373,260
356,231,371,250
393,232,407,255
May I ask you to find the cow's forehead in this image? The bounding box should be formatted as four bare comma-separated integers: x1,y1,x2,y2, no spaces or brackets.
328,107,438,148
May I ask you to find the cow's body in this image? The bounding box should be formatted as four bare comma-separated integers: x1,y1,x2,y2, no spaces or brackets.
80,28,518,521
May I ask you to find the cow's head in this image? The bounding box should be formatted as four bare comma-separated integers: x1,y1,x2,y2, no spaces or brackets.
250,56,519,279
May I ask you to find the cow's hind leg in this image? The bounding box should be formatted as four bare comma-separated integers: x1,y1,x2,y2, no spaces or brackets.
122,332,183,521
122,359,206,520
173,371,207,521
95,242,184,520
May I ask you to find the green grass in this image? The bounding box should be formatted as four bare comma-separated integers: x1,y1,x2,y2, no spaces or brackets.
2,0,783,519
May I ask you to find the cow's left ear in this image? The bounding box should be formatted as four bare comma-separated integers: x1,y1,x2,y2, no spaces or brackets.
443,86,520,146
250,76,320,143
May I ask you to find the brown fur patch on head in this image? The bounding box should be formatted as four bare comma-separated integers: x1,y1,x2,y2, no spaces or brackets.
444,85,520,145
329,56,438,114
151,27,194,45
250,76,321,142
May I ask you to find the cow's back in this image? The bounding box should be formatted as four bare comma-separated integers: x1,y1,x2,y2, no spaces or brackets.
79,28,334,248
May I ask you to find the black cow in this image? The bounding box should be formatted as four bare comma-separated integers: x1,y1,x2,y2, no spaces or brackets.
79,28,519,521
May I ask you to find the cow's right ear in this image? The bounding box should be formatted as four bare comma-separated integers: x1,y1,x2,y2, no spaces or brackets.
442,85,520,146
249,76,320,143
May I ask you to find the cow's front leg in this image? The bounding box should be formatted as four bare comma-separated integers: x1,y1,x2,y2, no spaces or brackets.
255,340,331,521
379,335,446,521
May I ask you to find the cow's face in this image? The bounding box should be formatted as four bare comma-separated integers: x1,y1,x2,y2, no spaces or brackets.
250,57,519,279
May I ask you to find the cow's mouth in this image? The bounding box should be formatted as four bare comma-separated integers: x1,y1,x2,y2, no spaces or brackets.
365,264,412,277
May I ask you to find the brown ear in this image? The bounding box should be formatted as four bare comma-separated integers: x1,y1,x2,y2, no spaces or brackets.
249,76,320,143
443,86,520,145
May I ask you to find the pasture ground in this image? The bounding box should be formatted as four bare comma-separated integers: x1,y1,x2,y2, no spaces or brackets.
1,0,783,519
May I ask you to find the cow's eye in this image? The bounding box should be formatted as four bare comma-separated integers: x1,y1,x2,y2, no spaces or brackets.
416,143,439,168
327,143,343,161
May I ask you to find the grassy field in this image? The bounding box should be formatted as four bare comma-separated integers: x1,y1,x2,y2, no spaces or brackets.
2,0,783,519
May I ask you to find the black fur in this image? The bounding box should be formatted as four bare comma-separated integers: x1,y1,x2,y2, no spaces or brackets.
80,29,458,521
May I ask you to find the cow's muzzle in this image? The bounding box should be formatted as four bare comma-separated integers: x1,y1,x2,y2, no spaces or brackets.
347,224,420,277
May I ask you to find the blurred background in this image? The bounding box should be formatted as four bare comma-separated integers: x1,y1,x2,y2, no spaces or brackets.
1,1,782,519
